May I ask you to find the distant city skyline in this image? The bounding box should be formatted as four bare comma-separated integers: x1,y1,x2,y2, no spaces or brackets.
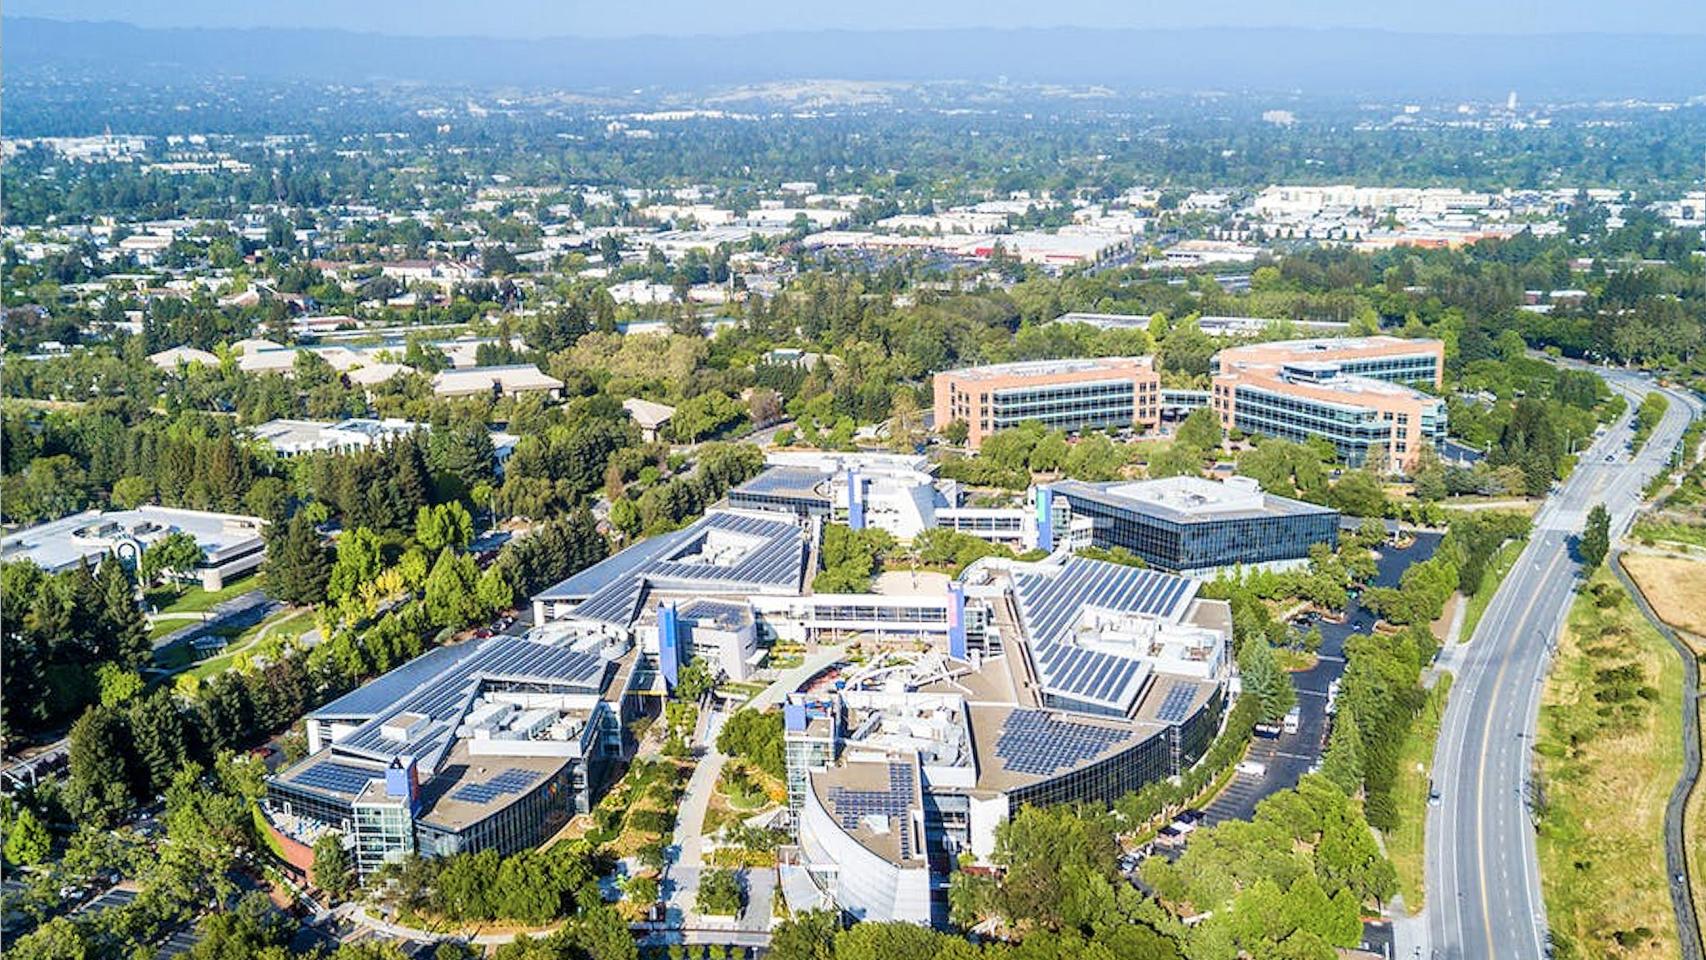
10,0,1706,39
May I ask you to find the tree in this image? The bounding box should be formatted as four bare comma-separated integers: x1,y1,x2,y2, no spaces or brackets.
1159,319,1217,377
1579,503,1610,570
1175,406,1224,453
96,557,149,668
4,805,52,866
327,526,385,602
128,689,190,797
97,664,145,707
768,911,840,960
696,868,744,916
1319,707,1365,796
110,474,155,509
424,548,482,629
1239,640,1297,724
942,419,970,447
1146,442,1202,479
265,512,331,606
139,531,204,586
312,832,353,898
1329,470,1388,518
416,502,475,554
476,566,514,615
64,705,135,827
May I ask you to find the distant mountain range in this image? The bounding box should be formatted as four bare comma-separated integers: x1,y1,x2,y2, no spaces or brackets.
7,16,1706,101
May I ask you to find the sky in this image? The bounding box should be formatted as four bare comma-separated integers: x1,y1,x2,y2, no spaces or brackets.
9,0,1706,38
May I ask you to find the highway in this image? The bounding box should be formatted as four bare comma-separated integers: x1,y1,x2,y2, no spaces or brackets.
1422,369,1701,960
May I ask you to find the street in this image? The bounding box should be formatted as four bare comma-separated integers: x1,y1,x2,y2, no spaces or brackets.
1419,370,1702,960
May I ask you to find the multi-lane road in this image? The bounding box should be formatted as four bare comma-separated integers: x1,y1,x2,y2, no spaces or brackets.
1422,369,1701,959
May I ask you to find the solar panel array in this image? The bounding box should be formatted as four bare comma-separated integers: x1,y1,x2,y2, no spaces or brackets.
450,768,542,805
569,511,808,626
338,637,607,764
293,761,384,796
1015,558,1199,649
680,599,752,631
1032,645,1151,711
994,709,1133,776
826,763,918,858
1154,682,1196,724
732,466,831,502
1012,557,1198,712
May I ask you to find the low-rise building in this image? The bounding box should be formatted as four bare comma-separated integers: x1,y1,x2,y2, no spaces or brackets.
1044,475,1339,574
432,364,564,399
932,356,1161,450
1,506,266,590
621,398,676,443
250,418,518,466
785,555,1232,924
263,634,639,878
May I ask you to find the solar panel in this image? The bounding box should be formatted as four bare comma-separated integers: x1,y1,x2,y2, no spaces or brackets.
1155,682,1197,724
825,762,915,831
450,767,543,804
994,710,1133,776
294,761,383,795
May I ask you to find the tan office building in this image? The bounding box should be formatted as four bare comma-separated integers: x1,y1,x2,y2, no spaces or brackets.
1210,337,1447,473
933,357,1161,450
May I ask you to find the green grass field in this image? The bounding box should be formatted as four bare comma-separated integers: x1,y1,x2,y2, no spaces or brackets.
1386,673,1452,910
144,572,261,616
1535,571,1682,959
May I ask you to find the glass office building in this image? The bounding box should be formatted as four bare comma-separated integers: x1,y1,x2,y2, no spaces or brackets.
1048,477,1340,573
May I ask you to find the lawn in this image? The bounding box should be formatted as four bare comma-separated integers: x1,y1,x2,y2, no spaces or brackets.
1460,538,1525,641
1632,518,1706,550
169,607,318,681
1534,570,1682,959
144,572,261,616
1386,673,1452,910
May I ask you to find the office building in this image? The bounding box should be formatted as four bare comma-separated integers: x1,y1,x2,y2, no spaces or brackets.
1046,476,1339,574
785,555,1232,925
1,506,266,590
250,418,518,466
1211,337,1447,472
932,357,1161,450
262,634,641,878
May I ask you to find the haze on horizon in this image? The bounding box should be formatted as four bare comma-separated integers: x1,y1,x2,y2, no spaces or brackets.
11,0,1706,39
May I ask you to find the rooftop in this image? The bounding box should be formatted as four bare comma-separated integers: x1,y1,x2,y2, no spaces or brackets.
1050,476,1337,523
936,355,1153,382
0,506,265,574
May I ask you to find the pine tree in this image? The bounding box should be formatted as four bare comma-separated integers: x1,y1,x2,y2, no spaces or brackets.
311,832,353,898
1239,639,1297,724
1579,503,1610,571
1320,706,1365,796
3,806,52,866
265,513,331,606
128,689,189,797
65,705,136,827
97,558,150,669
67,559,104,657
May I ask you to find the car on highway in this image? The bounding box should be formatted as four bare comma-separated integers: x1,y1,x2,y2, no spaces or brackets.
1428,783,1441,806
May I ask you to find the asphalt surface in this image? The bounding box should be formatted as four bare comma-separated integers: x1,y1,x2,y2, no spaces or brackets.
1612,549,1706,960
1423,370,1701,960
1205,533,1442,825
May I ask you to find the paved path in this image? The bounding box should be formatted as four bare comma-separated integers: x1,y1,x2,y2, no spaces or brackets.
1613,549,1705,960
1422,368,1701,960
150,589,275,650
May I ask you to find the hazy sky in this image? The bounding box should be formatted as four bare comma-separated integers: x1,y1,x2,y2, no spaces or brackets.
10,0,1706,38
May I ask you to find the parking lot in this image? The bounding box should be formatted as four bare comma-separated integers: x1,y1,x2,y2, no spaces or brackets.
1202,531,1442,826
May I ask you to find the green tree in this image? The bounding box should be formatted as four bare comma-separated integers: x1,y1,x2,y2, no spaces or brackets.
110,474,155,509
97,663,145,707
1579,503,1610,570
139,531,204,586
942,419,970,446
424,548,482,629
1239,640,1297,724
312,832,353,898
1329,470,1388,518
1319,707,1365,796
64,705,136,827
1175,406,1224,453
476,565,514,615
96,557,150,668
1147,442,1202,479
416,502,475,554
768,911,840,960
695,868,743,916
4,805,52,866
327,526,385,602
265,512,331,606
